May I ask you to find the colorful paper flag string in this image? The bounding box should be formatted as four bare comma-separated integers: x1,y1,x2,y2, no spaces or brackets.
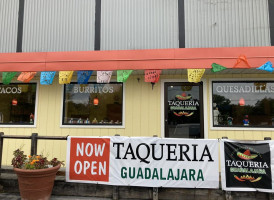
59,71,74,84
2,72,17,85
233,55,251,68
40,71,56,85
187,69,205,83
256,61,273,72
97,71,113,83
17,72,37,83
144,70,161,83
117,70,133,82
77,71,93,84
211,63,227,73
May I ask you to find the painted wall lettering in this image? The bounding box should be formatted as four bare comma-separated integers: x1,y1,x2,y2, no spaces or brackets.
0,87,22,94
73,85,114,94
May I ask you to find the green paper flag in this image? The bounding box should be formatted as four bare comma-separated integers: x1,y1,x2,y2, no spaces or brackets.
117,70,133,82
2,72,17,85
211,63,227,73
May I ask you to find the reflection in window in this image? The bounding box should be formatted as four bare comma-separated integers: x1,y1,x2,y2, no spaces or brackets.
63,83,123,126
212,81,274,128
0,83,37,125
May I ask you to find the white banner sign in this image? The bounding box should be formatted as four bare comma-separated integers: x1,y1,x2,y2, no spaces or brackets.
66,136,219,188
220,139,274,192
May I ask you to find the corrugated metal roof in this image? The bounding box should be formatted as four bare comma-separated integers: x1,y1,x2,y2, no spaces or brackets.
185,0,271,48
0,0,272,53
22,0,95,52
0,0,19,53
100,0,179,50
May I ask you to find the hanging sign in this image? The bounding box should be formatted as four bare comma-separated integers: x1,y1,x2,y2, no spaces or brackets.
66,136,219,188
2,72,17,85
144,70,161,83
17,72,37,83
77,71,93,84
97,71,113,83
59,71,74,84
233,55,251,68
40,71,56,85
220,139,274,192
117,70,133,82
187,69,205,83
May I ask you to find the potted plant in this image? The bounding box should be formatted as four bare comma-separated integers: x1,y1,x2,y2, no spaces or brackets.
12,149,64,200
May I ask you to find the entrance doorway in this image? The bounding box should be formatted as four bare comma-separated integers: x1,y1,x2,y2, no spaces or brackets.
164,82,204,138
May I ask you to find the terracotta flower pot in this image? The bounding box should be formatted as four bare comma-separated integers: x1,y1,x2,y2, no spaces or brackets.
14,164,61,200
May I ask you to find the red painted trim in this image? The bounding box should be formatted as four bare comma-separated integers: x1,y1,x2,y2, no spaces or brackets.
0,46,273,71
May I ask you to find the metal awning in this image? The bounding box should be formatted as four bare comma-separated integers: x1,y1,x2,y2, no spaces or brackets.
0,46,274,72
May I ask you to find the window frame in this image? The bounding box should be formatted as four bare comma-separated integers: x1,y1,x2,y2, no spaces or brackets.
209,78,274,131
60,82,125,128
0,81,39,128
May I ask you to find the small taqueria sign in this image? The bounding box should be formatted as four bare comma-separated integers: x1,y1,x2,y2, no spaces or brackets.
220,139,274,192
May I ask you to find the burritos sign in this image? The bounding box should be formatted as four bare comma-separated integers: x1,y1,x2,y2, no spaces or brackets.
66,136,219,188
220,139,274,192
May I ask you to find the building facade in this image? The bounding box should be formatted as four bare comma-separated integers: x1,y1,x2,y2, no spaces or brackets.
0,0,274,165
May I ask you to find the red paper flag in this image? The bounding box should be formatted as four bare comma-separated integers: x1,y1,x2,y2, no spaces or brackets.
233,55,251,68
144,70,161,83
17,72,37,83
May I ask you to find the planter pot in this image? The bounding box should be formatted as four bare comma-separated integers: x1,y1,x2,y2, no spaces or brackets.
14,164,61,200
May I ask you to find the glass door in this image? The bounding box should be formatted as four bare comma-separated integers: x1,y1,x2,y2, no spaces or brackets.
164,82,204,138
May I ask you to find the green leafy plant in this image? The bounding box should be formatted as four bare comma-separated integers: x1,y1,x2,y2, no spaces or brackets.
12,149,64,169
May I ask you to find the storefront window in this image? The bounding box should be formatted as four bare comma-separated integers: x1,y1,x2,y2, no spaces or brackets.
0,83,37,125
212,81,274,128
63,83,123,126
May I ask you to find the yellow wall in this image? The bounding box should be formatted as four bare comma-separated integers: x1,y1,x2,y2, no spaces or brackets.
1,74,274,165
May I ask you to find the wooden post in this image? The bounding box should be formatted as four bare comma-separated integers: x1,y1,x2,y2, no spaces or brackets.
153,187,158,200
0,132,3,192
222,137,232,200
113,134,120,200
113,186,118,200
0,132,4,171
264,137,273,200
225,191,233,200
153,135,158,200
30,133,38,155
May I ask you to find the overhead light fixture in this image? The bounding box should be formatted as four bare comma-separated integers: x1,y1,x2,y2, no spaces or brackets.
239,98,245,106
93,97,99,106
12,98,17,106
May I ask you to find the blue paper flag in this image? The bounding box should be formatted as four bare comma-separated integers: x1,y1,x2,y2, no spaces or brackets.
256,61,273,72
77,71,93,84
40,71,56,85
